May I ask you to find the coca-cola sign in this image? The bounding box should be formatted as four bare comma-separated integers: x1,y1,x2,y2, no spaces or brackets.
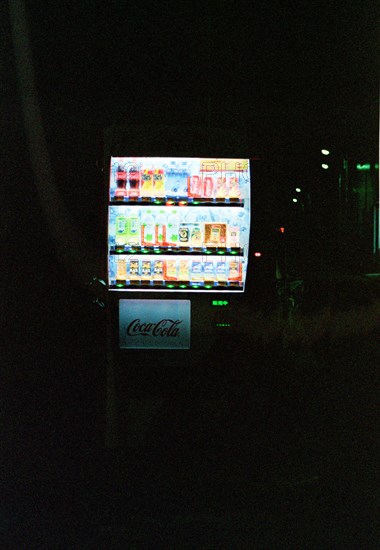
126,318,182,337
119,299,191,349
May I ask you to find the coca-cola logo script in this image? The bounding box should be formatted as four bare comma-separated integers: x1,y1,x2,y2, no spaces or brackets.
126,318,182,337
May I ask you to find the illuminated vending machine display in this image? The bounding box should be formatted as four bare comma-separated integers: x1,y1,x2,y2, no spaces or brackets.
107,157,251,293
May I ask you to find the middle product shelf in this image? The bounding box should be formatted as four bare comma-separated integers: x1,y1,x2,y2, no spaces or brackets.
108,204,250,253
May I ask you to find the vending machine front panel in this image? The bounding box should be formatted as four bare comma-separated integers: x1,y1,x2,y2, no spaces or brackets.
107,157,251,293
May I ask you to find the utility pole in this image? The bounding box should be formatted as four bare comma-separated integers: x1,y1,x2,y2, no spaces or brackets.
8,0,119,449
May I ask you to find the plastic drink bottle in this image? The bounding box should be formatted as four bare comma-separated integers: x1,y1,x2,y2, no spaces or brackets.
167,209,180,246
216,177,228,198
141,169,153,197
203,176,214,198
116,258,127,281
203,260,215,281
164,260,178,280
141,210,155,246
141,260,152,280
188,175,202,198
216,261,227,282
236,210,249,248
115,213,129,245
228,260,242,281
109,256,116,282
128,167,141,198
153,169,165,197
166,162,177,197
153,260,164,280
179,162,190,197
227,210,240,248
190,223,202,247
155,210,167,245
125,211,141,245
114,164,127,198
178,259,189,280
191,260,203,281
228,176,240,198
108,208,116,247
128,259,140,280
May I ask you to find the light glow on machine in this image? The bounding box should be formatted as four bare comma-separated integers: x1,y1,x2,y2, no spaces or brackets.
107,157,251,292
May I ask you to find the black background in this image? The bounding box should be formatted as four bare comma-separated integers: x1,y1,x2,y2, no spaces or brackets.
2,2,379,546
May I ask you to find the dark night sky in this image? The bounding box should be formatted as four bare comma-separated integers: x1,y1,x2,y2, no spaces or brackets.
1,0,379,237
20,0,379,151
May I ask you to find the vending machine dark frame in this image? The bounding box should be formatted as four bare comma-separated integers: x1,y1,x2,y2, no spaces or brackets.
100,127,258,415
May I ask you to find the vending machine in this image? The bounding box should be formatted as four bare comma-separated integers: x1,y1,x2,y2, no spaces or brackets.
104,155,253,406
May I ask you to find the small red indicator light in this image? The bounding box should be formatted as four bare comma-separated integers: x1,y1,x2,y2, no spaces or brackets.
279,227,285,233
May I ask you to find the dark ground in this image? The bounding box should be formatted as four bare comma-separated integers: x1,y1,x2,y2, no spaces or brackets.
2,241,379,549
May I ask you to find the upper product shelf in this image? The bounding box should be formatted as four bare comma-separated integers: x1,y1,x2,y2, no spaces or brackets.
109,157,250,205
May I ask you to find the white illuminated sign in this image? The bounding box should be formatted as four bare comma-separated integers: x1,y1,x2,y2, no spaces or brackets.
119,299,191,349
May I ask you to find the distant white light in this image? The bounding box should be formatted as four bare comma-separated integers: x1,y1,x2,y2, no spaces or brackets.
321,163,329,170
321,149,330,155
292,198,298,203
295,187,301,192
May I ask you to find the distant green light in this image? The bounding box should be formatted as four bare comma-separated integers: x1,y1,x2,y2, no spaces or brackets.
205,284,213,289
375,164,379,170
321,149,330,156
292,198,298,203
217,250,225,255
154,199,162,204
193,201,200,205
321,163,329,170
295,187,301,192
205,249,212,254
180,284,187,289
356,163,371,171
191,284,200,289
166,284,175,288
154,249,162,254
216,323,231,327
142,249,149,254
116,283,124,287
212,300,229,306
231,250,238,255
